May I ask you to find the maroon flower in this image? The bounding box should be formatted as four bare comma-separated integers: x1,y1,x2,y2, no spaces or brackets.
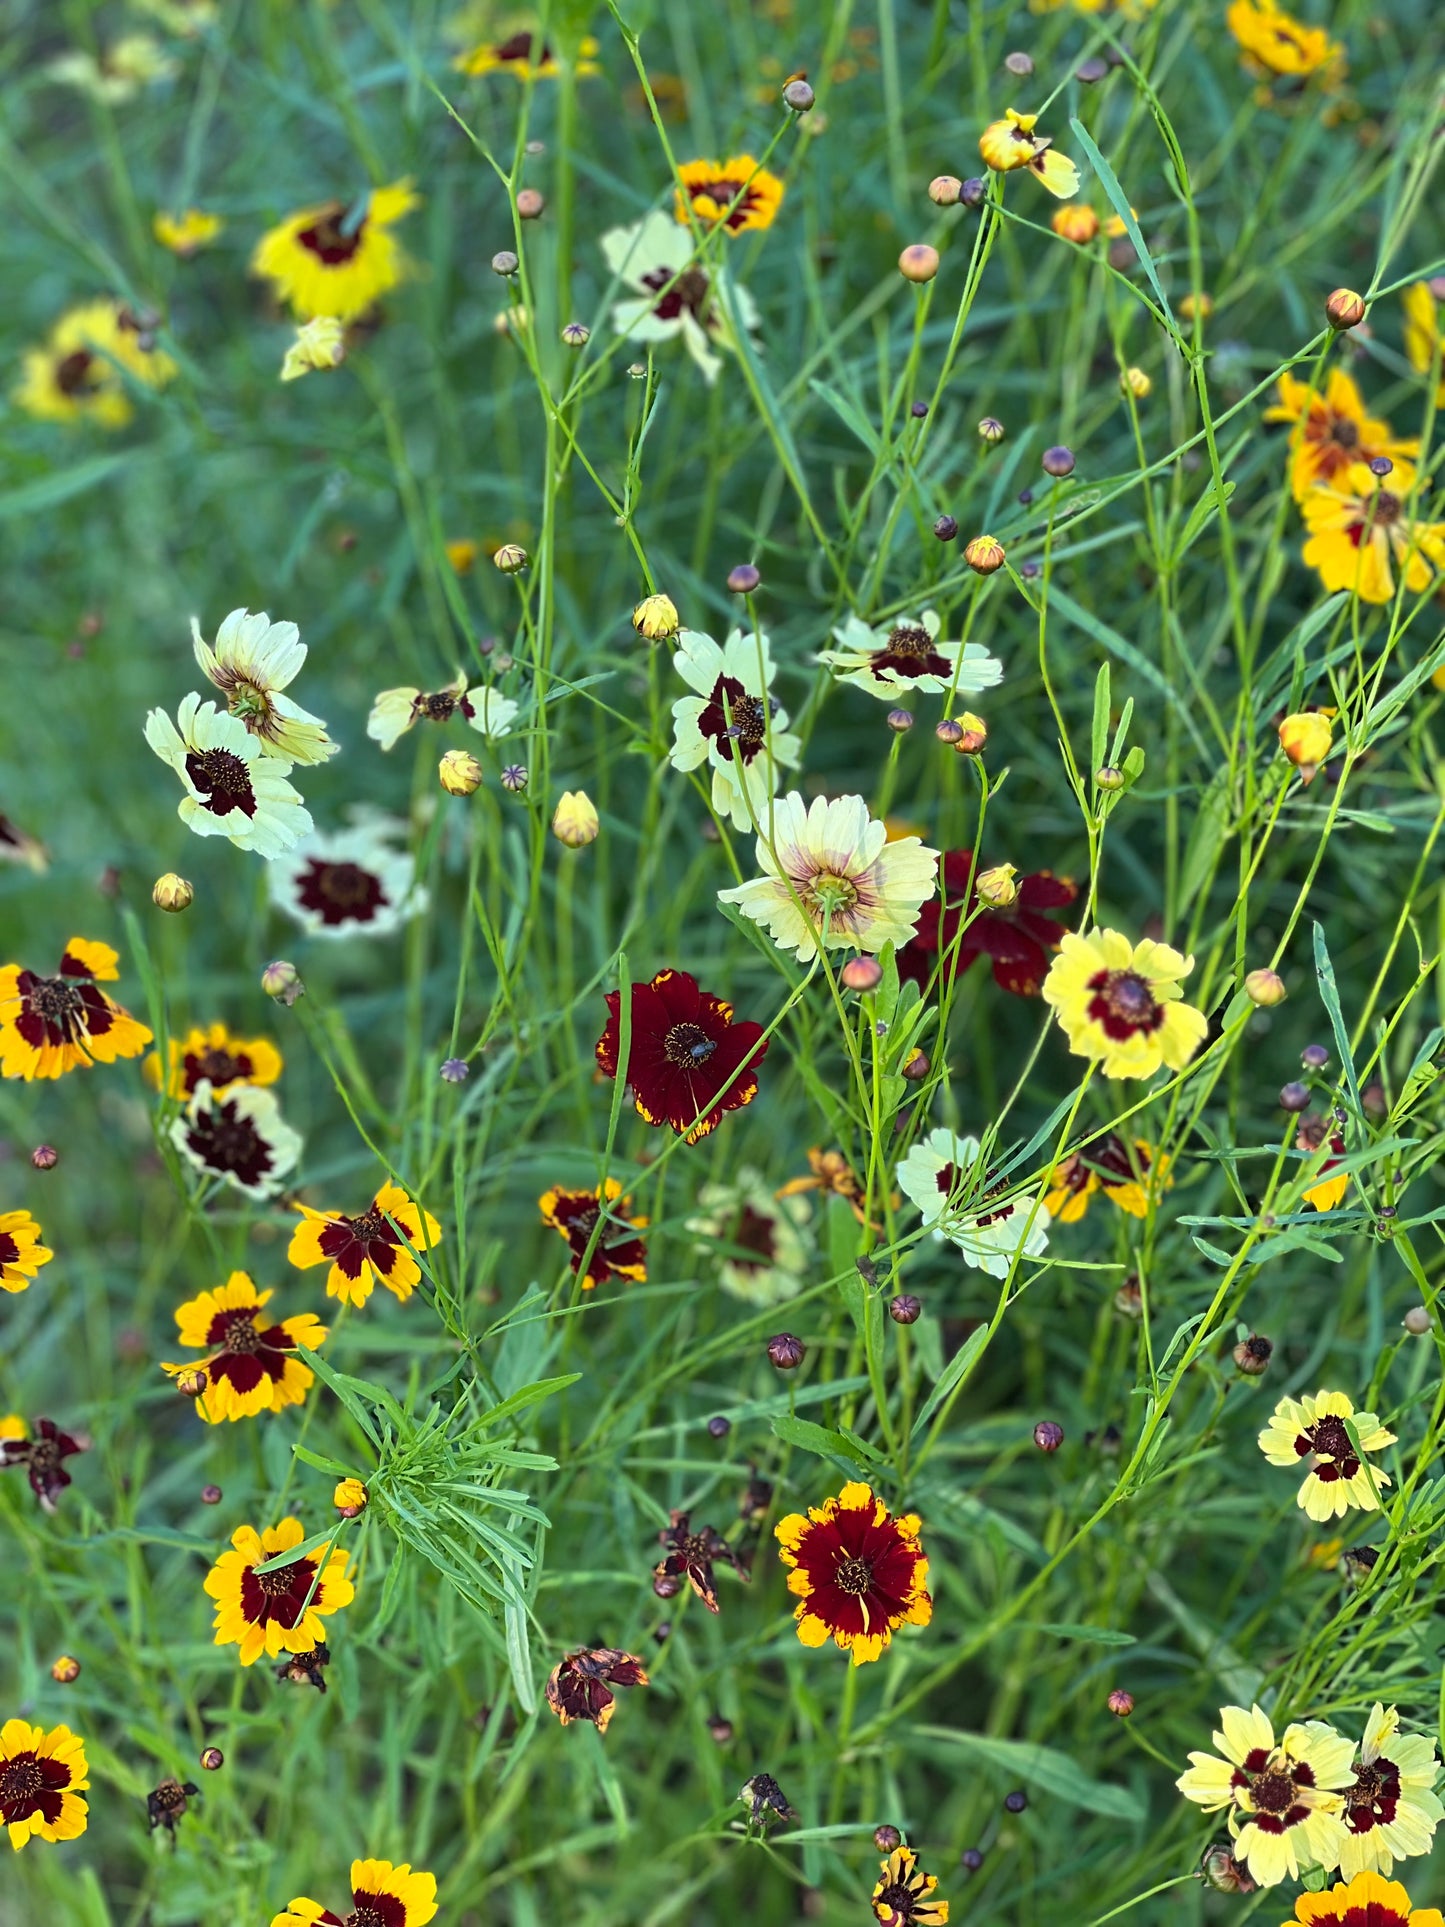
899,848,1076,997
539,1181,649,1291
596,969,768,1142
654,1510,750,1613
544,1647,649,1734
1,1418,87,1513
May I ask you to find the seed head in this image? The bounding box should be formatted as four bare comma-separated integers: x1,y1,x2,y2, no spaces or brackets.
1004,1790,1028,1813
1200,1845,1256,1895
1244,968,1286,1008
1325,288,1367,331
1095,765,1124,791
1279,1081,1311,1112
440,1057,469,1084
1121,366,1151,398
1107,1689,1134,1717
1114,1277,1142,1318
632,592,680,642
201,1484,222,1504
889,1294,922,1325
627,361,647,379
767,1332,805,1371
899,244,941,283
261,960,304,1005
551,789,600,848
975,863,1019,908
439,748,483,796
874,1825,903,1852
954,713,988,754
1033,1419,1064,1453
491,250,519,277
841,956,883,992
707,1414,731,1438
152,872,194,913
501,764,529,792
31,1145,58,1171
1004,49,1034,75
199,1748,224,1772
516,188,545,220
929,175,963,206
1301,1042,1331,1071
936,719,964,745
1232,1334,1273,1376
727,562,761,595
51,1656,81,1684
782,76,815,112
886,707,915,732
1041,444,1076,478
933,514,958,542
977,416,1005,443
959,177,986,208
561,321,591,348
964,534,1006,574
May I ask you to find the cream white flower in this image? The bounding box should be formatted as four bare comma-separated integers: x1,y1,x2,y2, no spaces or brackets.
367,674,519,751
819,609,1004,702
281,316,346,382
1258,1389,1396,1522
686,1167,810,1306
602,210,760,385
718,792,937,963
1336,1705,1444,1877
144,694,313,858
269,811,425,939
192,608,338,764
896,1127,1049,1275
671,628,801,832
171,1079,303,1199
1176,1702,1353,1888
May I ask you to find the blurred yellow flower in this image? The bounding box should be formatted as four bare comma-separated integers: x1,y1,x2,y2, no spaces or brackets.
1264,370,1417,501
280,317,346,382
675,157,785,234
1301,463,1445,604
14,300,176,429
1402,282,1445,406
1226,0,1344,82
154,209,224,256
253,180,419,322
454,28,599,78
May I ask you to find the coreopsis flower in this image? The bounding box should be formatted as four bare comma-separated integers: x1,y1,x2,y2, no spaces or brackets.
144,695,314,857
1052,204,1100,243
280,316,346,381
551,791,599,847
0,814,47,872
602,211,759,385
0,937,152,1081
153,208,223,255
545,1648,649,1733
1042,928,1208,1080
819,610,1003,703
1402,283,1445,406
1335,1705,1443,1877
978,111,1079,197
269,814,425,939
171,1080,303,1199
333,1478,368,1517
271,1861,438,1927
0,1721,89,1850
775,1481,931,1665
289,1181,442,1308
1296,1111,1349,1210
1177,1704,1353,1886
1043,1136,1170,1222
539,1180,648,1290
687,1167,810,1305
654,1510,749,1612
145,1021,282,1100
669,627,801,832
1284,1871,1445,1927
898,848,1077,997
897,1128,1050,1276
192,607,338,764
1301,462,1445,605
675,157,785,234
205,1517,353,1666
252,180,419,322
719,793,938,963
777,1147,875,1226
367,673,518,750
595,968,768,1142
1226,0,1345,82
0,1212,53,1294
47,32,176,99
1264,371,1417,501
0,1418,87,1512
871,1845,949,1925
1279,711,1335,771
1258,1390,1396,1521
454,28,599,77
160,1272,326,1423
14,299,177,428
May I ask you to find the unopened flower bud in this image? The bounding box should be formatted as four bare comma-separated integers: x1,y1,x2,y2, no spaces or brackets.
175,1368,208,1399
492,543,528,575
516,188,544,219
199,1748,224,1772
959,177,986,208
707,1414,731,1438
934,514,959,541
152,872,193,913
782,76,815,112
889,1294,922,1325
1362,1080,1387,1117
51,1656,81,1684
1179,292,1213,322
491,250,519,276
440,1057,469,1084
1003,49,1034,75
874,1824,903,1852
887,707,914,732
1107,1689,1134,1717
653,1572,683,1599
936,719,964,745
1279,1080,1311,1112
708,1716,734,1745
841,957,883,992
901,1048,930,1080
1095,765,1124,790
1279,711,1332,770
1368,456,1393,478
1033,1419,1064,1452
899,244,940,283
977,416,1005,443
632,592,679,642
501,764,529,792
961,1848,985,1872
964,534,1006,574
1325,288,1367,331
975,863,1019,908
1301,1042,1330,1071
1114,1277,1142,1318
1041,444,1076,478
727,563,761,595
1003,1790,1027,1813
31,1145,58,1171
439,749,483,796
261,960,304,1005
1076,56,1109,81
552,790,599,847
954,713,988,754
1121,366,1151,398
928,175,962,207
201,1484,222,1504
1052,205,1099,244
1232,1334,1273,1375
1244,968,1286,1008
1404,1305,1431,1336
561,321,590,348
1200,1844,1256,1895
767,1332,805,1371
333,1477,368,1518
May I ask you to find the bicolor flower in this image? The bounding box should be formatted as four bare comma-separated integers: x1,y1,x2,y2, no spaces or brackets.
1301,462,1445,606
1043,1136,1170,1222
0,1721,88,1852
686,1167,810,1306
269,815,425,940
289,1181,442,1308
171,1079,303,1199
898,848,1076,998
145,1020,282,1100
1258,1390,1395,1521
669,627,801,832
595,968,767,1142
897,1128,1050,1276
192,608,337,765
453,28,599,77
0,937,151,1081
539,1180,648,1290
601,211,759,385
718,793,938,963
544,1649,648,1733
1296,1111,1349,1211
871,1845,949,1925
775,1481,932,1666
252,180,419,322
1226,0,1345,82
819,610,1003,702
674,156,784,234
0,1212,52,1294
1042,928,1208,1080
144,694,314,857
1264,372,1417,502
161,1272,326,1423
205,1516,353,1666
1336,1705,1443,1878
367,673,519,751
978,111,1079,196
271,1861,438,1927
1283,1871,1445,1927
1176,1703,1352,1886
1402,283,1445,407
14,299,176,429
0,1418,86,1513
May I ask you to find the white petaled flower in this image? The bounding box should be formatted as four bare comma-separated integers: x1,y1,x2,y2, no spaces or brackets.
1336,1704,1444,1878
896,1127,1050,1275
1176,1702,1353,1888
685,1166,810,1306
602,210,760,386
718,792,937,963
269,812,426,939
170,1079,303,1199
819,609,1004,702
367,674,519,751
191,608,338,764
144,694,313,858
670,628,801,832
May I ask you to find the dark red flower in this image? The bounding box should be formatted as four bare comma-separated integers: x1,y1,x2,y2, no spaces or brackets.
899,849,1076,998
538,1181,648,1290
654,1510,750,1613
544,1647,649,1734
596,969,768,1142
1,1418,87,1513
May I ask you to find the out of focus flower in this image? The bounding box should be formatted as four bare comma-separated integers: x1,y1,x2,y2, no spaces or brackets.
1052,205,1100,243
1265,371,1417,501
1044,1136,1170,1221
900,849,1077,998
871,1845,949,1925
1177,1702,1351,1886
192,607,337,764
14,300,176,429
172,1080,302,1199
1296,1110,1349,1210
269,813,425,939
252,180,419,322
687,1167,809,1305
602,212,759,385
897,1128,1049,1275
775,1481,931,1665
1301,462,1445,604
144,695,313,856
1258,1390,1395,1521
445,538,479,574
368,673,518,750
0,1721,89,1849
777,1148,872,1225
1226,0,1345,83
0,1418,87,1512
289,1181,442,1308
545,1649,648,1732
0,1210,53,1294
273,1862,437,1927
0,938,151,1081
819,610,1003,702
280,316,346,381
670,627,801,831
454,28,598,77
1401,283,1445,406
154,209,224,255
1279,710,1334,773
204,1517,353,1666
47,34,176,101
596,968,767,1141
161,1273,324,1424
539,1180,648,1290
552,790,599,847
1335,1705,1443,1877
0,815,47,873
1042,929,1207,1080
675,157,785,234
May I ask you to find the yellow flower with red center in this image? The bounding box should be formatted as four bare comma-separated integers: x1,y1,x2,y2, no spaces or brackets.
1264,370,1418,501
775,1481,932,1666
288,1181,442,1308
252,180,419,322
453,28,599,78
145,1020,283,1099
978,111,1080,197
1177,1702,1353,1886
271,1859,438,1927
674,157,785,234
1284,1869,1444,1927
0,1212,52,1295
205,1516,354,1666
1043,1137,1171,1222
14,299,177,429
153,208,223,255
1402,282,1445,406
1301,461,1445,605
0,1720,89,1851
1258,1390,1395,1521
1042,929,1208,1081
1226,0,1345,82
0,938,152,1081
160,1272,326,1423
872,1845,949,1924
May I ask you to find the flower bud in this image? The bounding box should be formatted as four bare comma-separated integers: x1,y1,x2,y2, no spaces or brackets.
1404,1305,1431,1336
727,563,761,595
708,1716,734,1745
632,592,680,642
1232,1334,1273,1376
977,416,1005,443
31,1145,58,1171
886,708,914,734
1301,1042,1330,1070
174,1368,209,1399
1041,444,1076,478
1114,1277,1142,1318
707,1414,731,1438
201,1484,222,1504
964,534,1006,574
1033,1419,1064,1452
1051,206,1099,244
497,765,527,795
1244,968,1286,1008
552,790,599,848
516,188,544,219
961,1848,985,1872
1368,456,1393,478
934,514,959,541
889,1294,921,1325
1004,49,1034,75
653,1572,683,1599
561,321,590,348
782,76,815,112
1107,1689,1134,1717
1279,711,1332,770
767,1332,806,1370
333,1477,368,1518
954,713,988,754
935,719,964,745
901,1048,930,1080
1076,56,1109,82
975,863,1019,908
875,1825,903,1852
1325,288,1367,331
1362,1080,1387,1118
928,175,962,207
200,1748,224,1772
899,244,940,283
1095,765,1124,791
492,543,528,574
841,956,883,992
1003,1790,1027,1813
1121,366,1151,398
959,177,986,208
261,960,304,1005
439,748,483,796
440,1057,469,1084
1179,292,1213,322
1200,1845,1256,1895
152,872,194,913
1279,1080,1311,1112
491,250,519,276
51,1656,81,1684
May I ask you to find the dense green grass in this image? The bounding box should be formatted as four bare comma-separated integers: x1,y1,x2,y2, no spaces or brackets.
2,0,1445,1922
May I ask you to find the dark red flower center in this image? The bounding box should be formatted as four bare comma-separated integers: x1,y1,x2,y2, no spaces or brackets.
220,1316,264,1355
185,1099,275,1188
727,1203,776,1270
186,1045,251,1090
1331,416,1359,448
697,675,769,764
688,176,765,231
296,204,366,266
318,1204,403,1281
0,1232,19,1268
295,858,387,926
1294,1412,1361,1481
55,349,99,396
185,747,257,818
664,1021,717,1067
868,623,951,683
28,1439,61,1479
240,1551,319,1627
1249,1769,1298,1814
1086,968,1164,1038
494,28,551,62
640,263,712,323
0,1758,43,1805
1345,1756,1401,1834
0,1748,71,1826
19,975,88,1043
415,688,466,721
836,1556,873,1595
